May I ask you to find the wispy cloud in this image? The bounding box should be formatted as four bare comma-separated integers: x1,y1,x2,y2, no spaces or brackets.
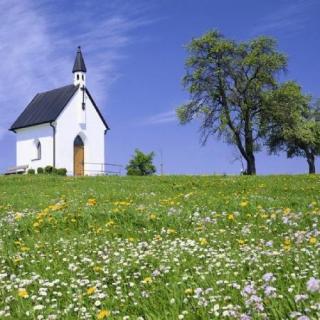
251,0,316,36
0,0,151,139
142,110,177,125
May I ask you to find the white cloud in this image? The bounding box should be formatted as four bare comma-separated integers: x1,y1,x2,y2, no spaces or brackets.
0,0,150,139
142,110,177,125
251,0,316,36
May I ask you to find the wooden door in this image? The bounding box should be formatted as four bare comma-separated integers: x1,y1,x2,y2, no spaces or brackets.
74,136,84,176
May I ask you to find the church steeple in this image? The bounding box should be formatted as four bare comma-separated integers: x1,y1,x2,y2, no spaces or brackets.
73,46,86,86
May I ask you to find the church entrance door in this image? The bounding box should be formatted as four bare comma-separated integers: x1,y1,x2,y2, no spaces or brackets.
74,135,84,176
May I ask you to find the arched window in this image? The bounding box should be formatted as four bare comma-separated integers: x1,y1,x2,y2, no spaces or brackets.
36,141,41,159
82,74,84,80
77,74,79,80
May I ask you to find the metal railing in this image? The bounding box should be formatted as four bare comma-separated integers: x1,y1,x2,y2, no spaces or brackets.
84,162,123,175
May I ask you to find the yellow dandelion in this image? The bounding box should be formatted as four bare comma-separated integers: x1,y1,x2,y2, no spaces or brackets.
87,198,97,206
284,238,291,246
167,228,176,235
237,239,245,245
15,212,23,221
240,200,248,207
106,220,115,227
149,213,157,221
185,288,193,295
96,309,110,319
142,277,153,284
18,288,29,298
227,213,235,221
283,238,291,251
199,238,208,246
283,207,291,215
86,287,96,295
309,236,317,245
154,234,162,241
195,224,204,231
93,266,102,273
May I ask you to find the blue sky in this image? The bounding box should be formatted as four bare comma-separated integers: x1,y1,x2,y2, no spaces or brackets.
0,0,319,175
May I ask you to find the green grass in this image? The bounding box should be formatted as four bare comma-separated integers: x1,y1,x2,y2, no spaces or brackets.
0,175,319,319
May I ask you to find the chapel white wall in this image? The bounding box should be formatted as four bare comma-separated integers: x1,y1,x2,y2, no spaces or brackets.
15,124,53,170
55,88,106,175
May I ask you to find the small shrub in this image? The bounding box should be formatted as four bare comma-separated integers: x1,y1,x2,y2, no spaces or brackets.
56,168,67,176
27,169,35,174
126,149,156,176
44,165,53,174
52,167,58,175
37,167,44,174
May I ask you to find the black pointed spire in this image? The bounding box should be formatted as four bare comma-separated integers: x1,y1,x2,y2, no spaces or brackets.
72,46,87,73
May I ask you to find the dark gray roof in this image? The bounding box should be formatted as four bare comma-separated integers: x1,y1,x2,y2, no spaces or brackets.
72,47,87,73
10,84,110,131
10,85,79,131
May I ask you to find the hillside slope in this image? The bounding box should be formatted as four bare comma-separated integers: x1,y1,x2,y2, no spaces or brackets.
0,175,319,319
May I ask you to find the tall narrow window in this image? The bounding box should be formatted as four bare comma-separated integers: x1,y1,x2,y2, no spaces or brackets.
36,141,41,159
77,74,79,80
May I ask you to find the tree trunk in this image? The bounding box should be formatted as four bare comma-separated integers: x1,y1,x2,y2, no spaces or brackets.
244,114,256,175
246,153,256,175
307,153,316,174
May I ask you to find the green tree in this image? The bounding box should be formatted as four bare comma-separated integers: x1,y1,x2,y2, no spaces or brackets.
126,149,156,176
265,81,320,174
177,30,287,175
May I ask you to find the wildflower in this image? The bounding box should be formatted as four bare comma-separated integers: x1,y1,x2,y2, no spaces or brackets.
240,200,248,207
167,228,176,235
309,236,317,245
34,305,44,311
149,213,157,221
283,207,291,214
106,220,115,227
15,212,23,220
87,287,96,295
18,288,29,298
262,273,275,283
87,198,97,206
97,309,110,319
227,213,235,221
294,294,308,303
199,238,208,246
237,239,245,245
264,285,277,297
306,277,320,293
195,224,204,231
142,277,153,284
185,288,193,295
283,238,291,251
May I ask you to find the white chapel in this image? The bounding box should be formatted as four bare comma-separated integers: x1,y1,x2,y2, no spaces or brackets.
9,47,109,176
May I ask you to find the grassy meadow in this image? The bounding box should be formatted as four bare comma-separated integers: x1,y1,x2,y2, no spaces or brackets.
0,174,319,319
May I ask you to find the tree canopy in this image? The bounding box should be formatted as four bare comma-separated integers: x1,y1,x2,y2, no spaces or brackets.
177,30,287,174
265,82,320,173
